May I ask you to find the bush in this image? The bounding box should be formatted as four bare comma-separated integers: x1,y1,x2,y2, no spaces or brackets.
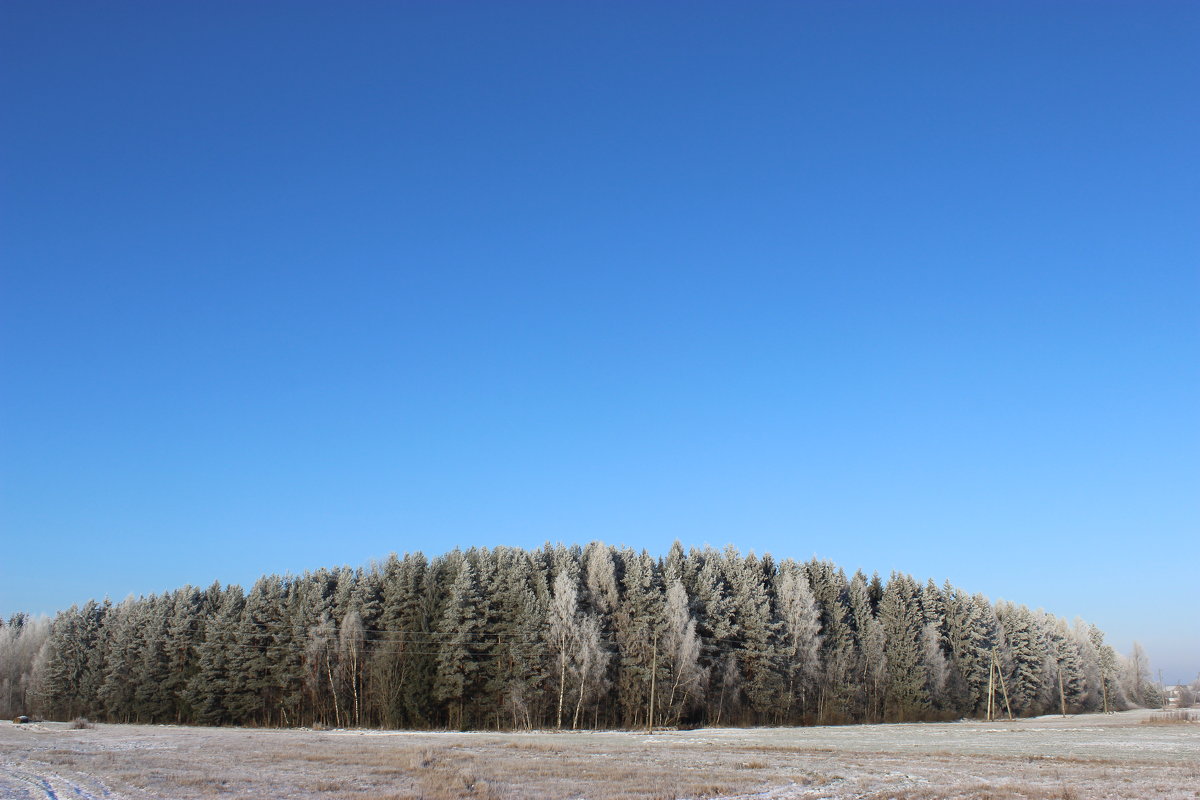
71,717,94,729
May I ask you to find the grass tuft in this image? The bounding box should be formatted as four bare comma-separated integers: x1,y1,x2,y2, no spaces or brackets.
1140,710,1197,725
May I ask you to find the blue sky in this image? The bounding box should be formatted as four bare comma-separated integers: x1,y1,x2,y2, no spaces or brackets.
1,1,1197,682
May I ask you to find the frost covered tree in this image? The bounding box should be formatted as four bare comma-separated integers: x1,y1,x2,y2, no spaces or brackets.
433,556,487,728
996,601,1048,715
726,550,780,723
660,579,704,725
1044,615,1087,714
483,548,545,729
614,548,664,727
186,586,243,725
1123,641,1156,708
921,622,950,712
848,571,886,721
14,541,1125,730
371,552,435,728
569,611,609,729
942,586,992,715
133,594,176,722
40,599,110,720
804,560,855,723
879,573,928,721
690,547,738,723
338,609,367,727
99,599,142,722
0,614,50,719
776,562,821,721
547,569,581,729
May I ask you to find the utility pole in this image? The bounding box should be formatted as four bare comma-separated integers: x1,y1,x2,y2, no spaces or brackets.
991,650,1013,720
647,633,658,734
1058,660,1067,717
988,657,998,724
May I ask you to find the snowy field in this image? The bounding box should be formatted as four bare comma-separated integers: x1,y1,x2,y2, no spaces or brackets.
1,709,1196,800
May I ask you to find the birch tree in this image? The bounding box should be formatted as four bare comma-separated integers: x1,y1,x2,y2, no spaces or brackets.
661,579,704,724
547,569,580,729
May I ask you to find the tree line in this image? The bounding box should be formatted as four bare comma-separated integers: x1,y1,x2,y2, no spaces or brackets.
0,542,1159,729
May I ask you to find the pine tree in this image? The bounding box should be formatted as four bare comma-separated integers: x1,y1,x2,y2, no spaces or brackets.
98,598,141,722
187,585,244,725
370,552,435,728
40,600,109,720
18,542,1127,731
132,594,175,722
228,575,290,725
164,586,207,723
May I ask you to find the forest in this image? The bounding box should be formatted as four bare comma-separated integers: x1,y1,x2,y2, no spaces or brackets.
0,542,1159,730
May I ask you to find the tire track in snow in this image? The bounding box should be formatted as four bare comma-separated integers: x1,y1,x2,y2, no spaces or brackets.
1,759,120,800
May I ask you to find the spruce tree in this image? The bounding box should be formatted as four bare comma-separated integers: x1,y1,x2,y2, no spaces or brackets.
848,571,886,721
804,559,855,723
614,548,663,728
996,601,1048,715
726,550,780,723
433,557,486,728
776,561,821,722
880,573,928,721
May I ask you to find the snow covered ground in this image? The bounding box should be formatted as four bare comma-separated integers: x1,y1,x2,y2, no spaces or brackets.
1,709,1196,799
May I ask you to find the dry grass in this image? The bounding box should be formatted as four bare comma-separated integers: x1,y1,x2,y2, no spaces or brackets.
2,711,1197,800
860,785,1082,800
1141,710,1198,725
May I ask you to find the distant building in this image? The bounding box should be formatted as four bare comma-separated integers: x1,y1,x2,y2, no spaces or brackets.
1163,685,1191,709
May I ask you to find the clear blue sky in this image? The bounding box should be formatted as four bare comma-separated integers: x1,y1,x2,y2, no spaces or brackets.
2,1,1197,682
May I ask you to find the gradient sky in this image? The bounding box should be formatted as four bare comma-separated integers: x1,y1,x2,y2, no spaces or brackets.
2,1,1197,683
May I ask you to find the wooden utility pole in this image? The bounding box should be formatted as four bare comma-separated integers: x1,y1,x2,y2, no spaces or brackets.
647,633,658,733
992,651,1014,720
1058,660,1067,717
987,658,995,722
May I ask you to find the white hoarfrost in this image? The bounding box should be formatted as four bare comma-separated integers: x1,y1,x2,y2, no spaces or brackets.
0,709,1196,799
